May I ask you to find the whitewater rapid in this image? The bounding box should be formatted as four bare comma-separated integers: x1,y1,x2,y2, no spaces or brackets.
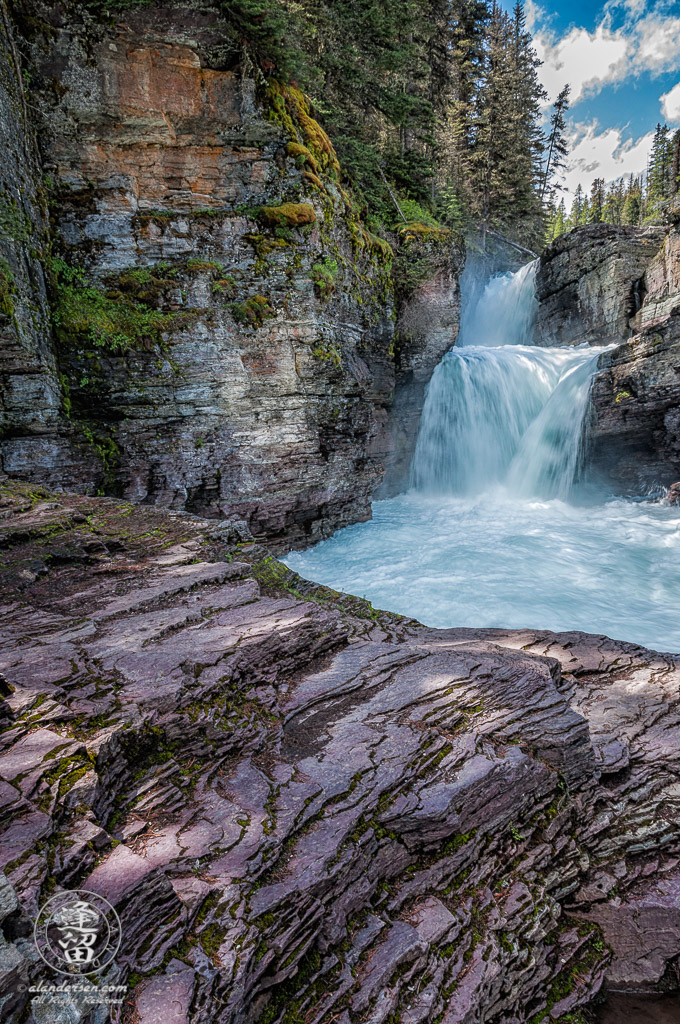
285,261,680,654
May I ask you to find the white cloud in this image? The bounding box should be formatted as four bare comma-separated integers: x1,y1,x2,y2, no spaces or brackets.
634,13,680,75
532,6,680,108
534,25,629,107
523,0,542,33
560,122,654,202
661,82,680,123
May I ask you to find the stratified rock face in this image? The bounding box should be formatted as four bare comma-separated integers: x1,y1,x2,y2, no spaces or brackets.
585,226,680,493
586,313,680,492
535,224,668,348
631,224,680,333
0,10,87,478
0,3,462,549
2,480,679,1023
379,235,465,496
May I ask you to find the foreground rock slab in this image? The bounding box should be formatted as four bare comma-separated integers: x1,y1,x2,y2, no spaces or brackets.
0,480,679,1023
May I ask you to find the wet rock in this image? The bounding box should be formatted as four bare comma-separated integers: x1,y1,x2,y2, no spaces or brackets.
0,483,679,1023
536,222,680,494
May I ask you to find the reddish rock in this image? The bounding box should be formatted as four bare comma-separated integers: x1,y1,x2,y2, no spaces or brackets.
0,482,679,1023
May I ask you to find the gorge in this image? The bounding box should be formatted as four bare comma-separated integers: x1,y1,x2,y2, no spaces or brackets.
285,258,680,654
1,4,680,1024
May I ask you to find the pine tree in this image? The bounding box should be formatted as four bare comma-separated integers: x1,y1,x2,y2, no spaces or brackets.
621,175,642,225
568,184,584,229
671,131,680,197
545,197,566,242
581,195,590,224
540,84,570,203
228,0,557,248
468,2,546,249
602,178,624,224
645,123,673,219
588,178,605,222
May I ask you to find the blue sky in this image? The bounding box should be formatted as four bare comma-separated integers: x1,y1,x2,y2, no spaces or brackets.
499,0,680,202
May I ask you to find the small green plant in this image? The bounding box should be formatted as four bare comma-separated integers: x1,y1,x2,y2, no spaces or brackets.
230,295,275,327
211,277,237,298
615,390,632,403
509,822,526,842
0,193,30,243
311,340,342,367
396,197,441,228
0,258,16,317
50,258,192,353
309,256,339,299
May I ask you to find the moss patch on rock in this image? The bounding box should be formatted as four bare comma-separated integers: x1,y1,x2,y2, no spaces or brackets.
0,258,16,318
257,203,317,229
230,294,275,327
51,259,205,353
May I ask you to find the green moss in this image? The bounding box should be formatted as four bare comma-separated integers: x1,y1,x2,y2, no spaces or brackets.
311,341,342,367
257,203,317,229
212,277,238,298
230,294,275,328
286,141,320,175
42,751,95,801
615,390,632,403
0,193,30,243
441,828,477,856
309,257,339,299
268,81,341,181
51,259,196,353
398,221,450,242
200,921,228,963
185,258,224,275
259,948,322,1024
302,170,325,191
0,259,16,317
79,424,120,491
365,230,394,260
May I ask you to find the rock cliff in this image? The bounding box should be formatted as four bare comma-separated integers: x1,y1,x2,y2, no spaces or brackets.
1,479,679,1023
534,224,669,349
0,2,463,550
535,222,680,494
585,222,680,493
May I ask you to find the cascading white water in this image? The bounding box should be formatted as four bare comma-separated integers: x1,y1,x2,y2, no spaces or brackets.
285,263,680,654
411,261,608,499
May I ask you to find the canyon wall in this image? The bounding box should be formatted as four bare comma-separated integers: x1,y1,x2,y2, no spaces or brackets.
0,1,463,549
536,221,680,493
535,224,669,349
587,220,680,493
0,6,92,484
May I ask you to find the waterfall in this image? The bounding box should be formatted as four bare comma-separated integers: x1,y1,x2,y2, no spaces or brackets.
285,260,680,653
411,262,607,498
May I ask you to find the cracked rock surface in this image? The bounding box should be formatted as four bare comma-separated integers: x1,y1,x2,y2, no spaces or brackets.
1,479,679,1023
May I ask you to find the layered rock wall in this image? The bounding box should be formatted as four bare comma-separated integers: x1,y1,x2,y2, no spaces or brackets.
379,230,465,495
585,224,680,492
534,222,680,493
0,7,90,482
535,224,668,348
0,1,463,549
